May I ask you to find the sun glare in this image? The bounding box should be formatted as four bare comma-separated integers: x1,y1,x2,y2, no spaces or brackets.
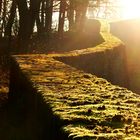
120,0,140,19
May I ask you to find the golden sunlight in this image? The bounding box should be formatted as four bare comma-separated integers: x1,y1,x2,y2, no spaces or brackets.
120,0,140,19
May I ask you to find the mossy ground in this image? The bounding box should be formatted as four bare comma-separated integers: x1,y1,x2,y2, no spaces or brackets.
0,20,140,140
13,54,140,140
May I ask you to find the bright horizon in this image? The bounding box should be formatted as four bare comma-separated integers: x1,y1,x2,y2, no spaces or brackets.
87,0,140,20
119,0,140,19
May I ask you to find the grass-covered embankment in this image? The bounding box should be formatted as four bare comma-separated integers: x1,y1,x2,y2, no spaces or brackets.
110,19,140,93
53,20,128,88
10,54,140,140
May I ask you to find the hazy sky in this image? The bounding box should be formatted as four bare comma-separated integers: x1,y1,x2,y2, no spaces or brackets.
119,0,140,19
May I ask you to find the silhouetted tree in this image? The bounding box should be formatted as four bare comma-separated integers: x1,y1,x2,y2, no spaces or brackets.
5,0,16,37
58,0,67,38
16,0,41,52
75,0,89,32
68,0,75,31
45,0,53,37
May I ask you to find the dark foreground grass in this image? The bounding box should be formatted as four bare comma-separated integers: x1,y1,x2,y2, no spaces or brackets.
0,65,48,140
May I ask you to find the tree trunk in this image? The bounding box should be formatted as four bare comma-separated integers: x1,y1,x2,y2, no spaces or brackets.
4,0,17,54
36,10,42,35
16,0,41,53
80,1,88,29
2,0,7,36
75,1,88,32
0,0,3,36
30,0,41,35
68,0,75,31
16,0,30,52
58,0,66,38
5,0,16,37
41,0,45,29
45,0,53,37
0,0,2,13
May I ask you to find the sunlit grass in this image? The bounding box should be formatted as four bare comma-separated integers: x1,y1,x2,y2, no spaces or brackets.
12,53,140,139
11,20,140,139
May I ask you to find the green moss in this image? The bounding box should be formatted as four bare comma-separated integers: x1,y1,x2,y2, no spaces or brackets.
10,20,140,140
11,54,140,140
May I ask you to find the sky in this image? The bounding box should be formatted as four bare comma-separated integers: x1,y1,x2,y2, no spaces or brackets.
118,0,140,19
87,0,140,20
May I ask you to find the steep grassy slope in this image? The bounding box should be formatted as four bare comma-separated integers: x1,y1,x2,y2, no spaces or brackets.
110,19,140,93
10,55,140,140
52,20,128,88
8,20,140,140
